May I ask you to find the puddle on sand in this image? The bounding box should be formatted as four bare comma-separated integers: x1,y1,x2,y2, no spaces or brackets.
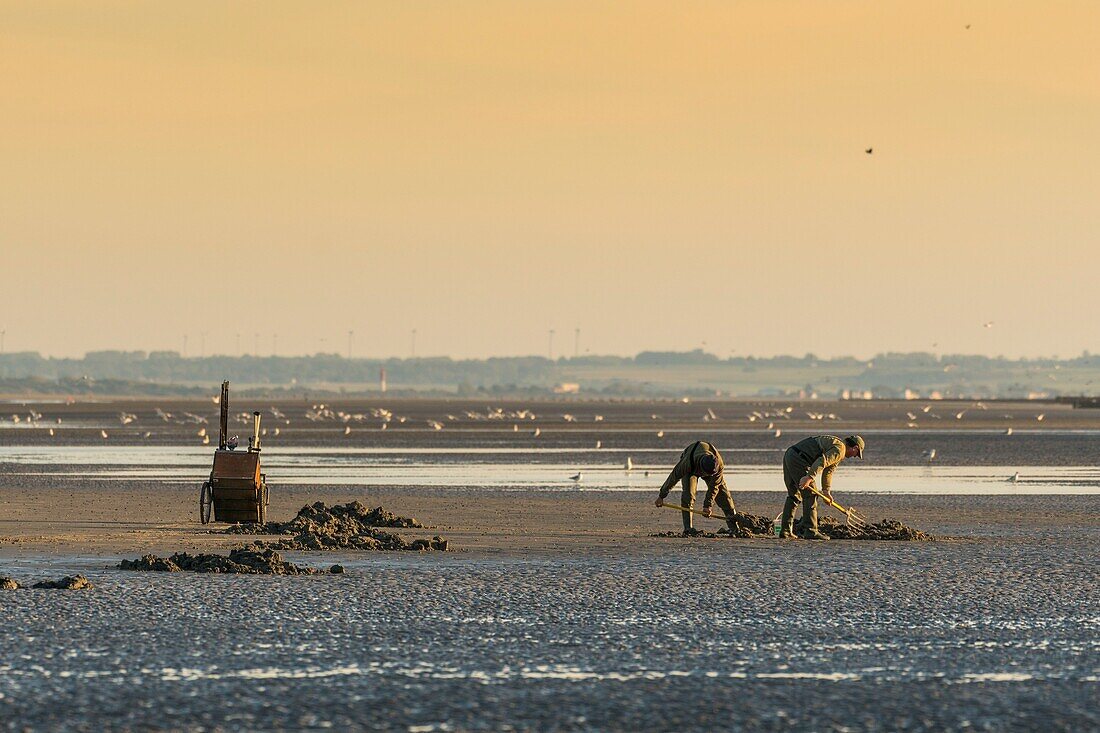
0,446,1098,494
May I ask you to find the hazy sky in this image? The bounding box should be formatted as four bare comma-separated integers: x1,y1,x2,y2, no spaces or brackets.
2,1,1098,359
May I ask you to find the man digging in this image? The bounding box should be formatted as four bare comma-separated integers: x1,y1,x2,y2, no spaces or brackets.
780,435,865,540
654,441,738,535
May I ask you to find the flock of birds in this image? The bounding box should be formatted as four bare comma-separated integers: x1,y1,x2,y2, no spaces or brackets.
3,398,1044,485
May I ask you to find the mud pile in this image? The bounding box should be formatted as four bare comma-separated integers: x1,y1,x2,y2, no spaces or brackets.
816,517,935,541
227,501,425,535
31,575,94,589
651,512,775,539
225,501,447,552
722,513,775,537
120,547,326,575
651,513,934,541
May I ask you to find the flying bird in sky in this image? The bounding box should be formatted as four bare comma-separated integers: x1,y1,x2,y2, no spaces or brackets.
865,147,873,154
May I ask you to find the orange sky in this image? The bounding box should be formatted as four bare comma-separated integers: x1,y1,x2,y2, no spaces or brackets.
2,1,1098,359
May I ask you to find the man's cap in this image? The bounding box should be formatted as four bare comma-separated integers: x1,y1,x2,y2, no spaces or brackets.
697,454,719,475
845,435,865,459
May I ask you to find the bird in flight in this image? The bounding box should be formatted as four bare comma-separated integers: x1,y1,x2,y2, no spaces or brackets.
865,147,873,154
983,321,994,328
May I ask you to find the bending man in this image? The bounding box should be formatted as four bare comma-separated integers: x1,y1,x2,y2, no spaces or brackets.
780,435,865,540
654,441,737,535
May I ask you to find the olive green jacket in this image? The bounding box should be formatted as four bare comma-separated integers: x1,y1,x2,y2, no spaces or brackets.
789,435,847,492
658,441,727,508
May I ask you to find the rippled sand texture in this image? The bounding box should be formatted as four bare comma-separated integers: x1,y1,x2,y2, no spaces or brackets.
2,496,1098,732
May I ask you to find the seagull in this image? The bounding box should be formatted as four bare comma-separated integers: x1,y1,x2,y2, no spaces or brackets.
48,428,55,437
965,24,971,29
380,423,387,430
1005,428,1013,436
143,431,151,438
427,420,444,430
907,412,918,421
513,424,518,432
922,448,936,462
956,411,966,420
595,440,602,449
533,427,541,437
865,147,873,154
202,434,210,445
273,427,280,437
594,415,604,422
656,430,665,438
625,457,633,470
570,472,582,482
344,426,352,435
1036,414,1045,422
983,321,994,328
100,429,109,439
1008,472,1020,483
774,429,782,438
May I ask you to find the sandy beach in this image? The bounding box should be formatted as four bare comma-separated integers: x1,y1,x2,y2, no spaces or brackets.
1,399,1098,731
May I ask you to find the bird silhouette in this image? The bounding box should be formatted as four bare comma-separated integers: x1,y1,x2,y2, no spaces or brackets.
922,448,937,462
865,147,873,154
625,457,633,470
570,472,582,482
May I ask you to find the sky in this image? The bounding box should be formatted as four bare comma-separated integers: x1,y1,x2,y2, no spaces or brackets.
2,1,1098,360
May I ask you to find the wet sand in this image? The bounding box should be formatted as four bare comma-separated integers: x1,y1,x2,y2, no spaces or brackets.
1,399,1098,731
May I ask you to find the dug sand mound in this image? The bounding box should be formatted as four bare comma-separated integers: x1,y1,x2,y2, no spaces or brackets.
31,575,93,589
650,513,775,539
651,513,934,541
227,501,425,535
225,501,448,552
120,547,326,575
815,516,935,541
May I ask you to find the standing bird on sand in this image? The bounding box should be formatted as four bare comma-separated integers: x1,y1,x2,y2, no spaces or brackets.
625,456,633,471
922,448,937,463
570,472,582,482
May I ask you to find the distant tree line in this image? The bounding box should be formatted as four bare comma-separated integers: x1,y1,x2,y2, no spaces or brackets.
0,349,1097,398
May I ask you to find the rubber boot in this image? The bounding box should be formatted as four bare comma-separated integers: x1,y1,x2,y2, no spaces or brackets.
682,509,694,535
799,489,828,539
779,496,797,539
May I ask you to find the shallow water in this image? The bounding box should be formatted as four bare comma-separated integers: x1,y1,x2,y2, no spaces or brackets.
1,445,1097,494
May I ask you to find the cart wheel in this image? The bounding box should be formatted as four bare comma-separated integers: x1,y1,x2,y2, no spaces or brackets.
199,481,212,524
